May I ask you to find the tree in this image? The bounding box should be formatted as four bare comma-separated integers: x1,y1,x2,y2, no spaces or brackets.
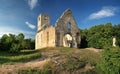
0,33,35,52
16,33,24,41
16,33,25,49
10,43,20,53
22,39,35,50
81,23,113,49
0,34,9,51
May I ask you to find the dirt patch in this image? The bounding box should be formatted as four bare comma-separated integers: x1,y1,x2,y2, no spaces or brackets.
0,59,50,74
85,48,102,53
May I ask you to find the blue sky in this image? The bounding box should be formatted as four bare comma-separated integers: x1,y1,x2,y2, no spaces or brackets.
0,0,120,38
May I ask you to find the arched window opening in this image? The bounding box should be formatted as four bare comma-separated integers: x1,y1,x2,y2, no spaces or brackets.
68,22,71,30
67,22,71,33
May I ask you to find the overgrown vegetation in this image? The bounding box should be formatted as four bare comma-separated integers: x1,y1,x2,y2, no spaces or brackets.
80,23,120,49
0,33,35,53
80,23,120,73
97,47,120,74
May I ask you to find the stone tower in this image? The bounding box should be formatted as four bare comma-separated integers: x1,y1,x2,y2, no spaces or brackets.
36,14,56,49
37,14,50,32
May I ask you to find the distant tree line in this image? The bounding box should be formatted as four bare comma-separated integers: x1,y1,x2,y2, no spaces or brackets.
80,23,120,49
0,33,35,53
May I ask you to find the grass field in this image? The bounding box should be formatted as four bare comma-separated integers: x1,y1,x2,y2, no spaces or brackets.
0,50,41,64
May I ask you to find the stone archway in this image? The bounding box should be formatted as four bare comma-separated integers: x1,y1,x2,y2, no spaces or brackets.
63,34,73,47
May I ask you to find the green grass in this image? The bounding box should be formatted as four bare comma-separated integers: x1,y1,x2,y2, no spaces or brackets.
16,68,52,74
0,50,41,64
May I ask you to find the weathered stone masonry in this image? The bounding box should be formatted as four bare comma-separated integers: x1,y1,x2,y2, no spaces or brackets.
36,9,81,49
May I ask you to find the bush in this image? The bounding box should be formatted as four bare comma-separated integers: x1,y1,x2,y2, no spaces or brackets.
10,43,20,53
81,23,114,49
97,47,120,74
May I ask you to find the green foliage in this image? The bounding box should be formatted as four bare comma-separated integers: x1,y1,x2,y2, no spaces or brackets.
0,33,35,53
97,47,120,74
10,43,20,53
22,39,35,50
0,34,10,51
81,23,115,49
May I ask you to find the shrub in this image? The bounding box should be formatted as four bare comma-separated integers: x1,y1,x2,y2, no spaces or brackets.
10,43,20,53
97,47,120,74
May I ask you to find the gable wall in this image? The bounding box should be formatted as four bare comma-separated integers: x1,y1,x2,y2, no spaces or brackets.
55,9,81,48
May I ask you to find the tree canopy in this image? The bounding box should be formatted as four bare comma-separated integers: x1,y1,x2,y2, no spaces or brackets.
80,23,120,49
0,33,35,53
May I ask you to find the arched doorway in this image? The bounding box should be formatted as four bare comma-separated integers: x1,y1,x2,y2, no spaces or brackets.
63,34,73,47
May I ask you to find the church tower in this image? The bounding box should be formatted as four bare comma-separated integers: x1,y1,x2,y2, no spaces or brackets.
37,14,50,32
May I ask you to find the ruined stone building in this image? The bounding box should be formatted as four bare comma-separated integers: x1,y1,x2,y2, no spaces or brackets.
35,9,81,49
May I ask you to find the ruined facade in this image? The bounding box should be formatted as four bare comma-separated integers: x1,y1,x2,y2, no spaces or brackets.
36,9,81,49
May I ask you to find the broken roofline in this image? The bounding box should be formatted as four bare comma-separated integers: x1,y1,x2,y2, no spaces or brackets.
38,8,77,27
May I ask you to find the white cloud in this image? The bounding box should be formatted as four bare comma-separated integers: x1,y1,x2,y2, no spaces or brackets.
27,0,38,10
25,21,36,29
88,6,118,20
0,27,36,38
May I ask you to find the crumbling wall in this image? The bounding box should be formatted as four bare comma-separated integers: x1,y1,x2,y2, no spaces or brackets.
55,9,81,48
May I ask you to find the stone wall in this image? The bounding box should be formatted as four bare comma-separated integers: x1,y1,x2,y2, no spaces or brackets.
36,14,56,49
55,9,81,48
36,26,56,49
